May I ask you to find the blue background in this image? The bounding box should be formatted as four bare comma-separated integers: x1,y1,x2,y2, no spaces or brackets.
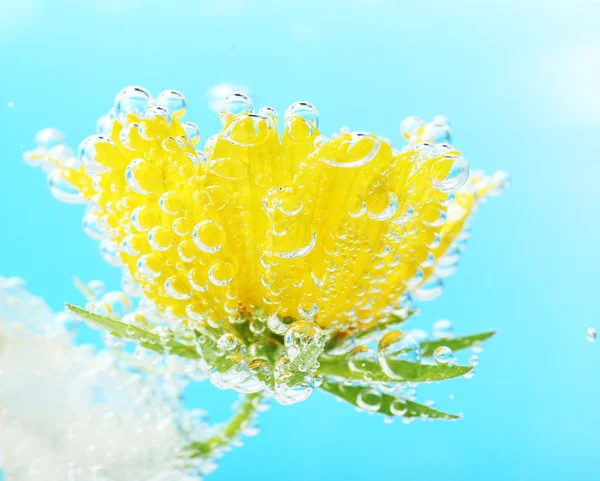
1,0,598,479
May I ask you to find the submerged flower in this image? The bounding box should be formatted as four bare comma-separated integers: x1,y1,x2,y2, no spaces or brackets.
25,87,507,412
0,276,214,481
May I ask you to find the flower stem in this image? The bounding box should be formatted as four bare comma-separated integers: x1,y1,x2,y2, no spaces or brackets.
188,392,263,458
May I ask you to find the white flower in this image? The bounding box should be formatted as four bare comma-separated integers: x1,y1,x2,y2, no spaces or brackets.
0,277,208,481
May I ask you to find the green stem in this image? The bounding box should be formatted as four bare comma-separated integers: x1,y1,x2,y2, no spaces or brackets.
188,392,264,457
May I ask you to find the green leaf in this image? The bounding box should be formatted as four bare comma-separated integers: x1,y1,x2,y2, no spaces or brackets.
66,304,199,359
320,380,460,419
318,356,472,383
420,331,496,358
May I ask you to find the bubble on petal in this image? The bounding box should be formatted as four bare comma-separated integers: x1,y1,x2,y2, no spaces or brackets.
219,92,253,124
193,220,224,254
431,154,469,193
113,86,154,121
156,90,186,118
285,101,319,128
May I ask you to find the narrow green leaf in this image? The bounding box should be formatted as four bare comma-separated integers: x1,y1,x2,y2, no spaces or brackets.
319,356,472,383
320,380,460,419
420,331,496,358
66,304,199,359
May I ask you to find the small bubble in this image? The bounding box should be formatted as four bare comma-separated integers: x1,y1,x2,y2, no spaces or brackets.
431,154,469,193
587,327,597,343
433,346,453,365
377,331,421,380
164,274,192,300
469,355,480,366
297,300,318,321
220,92,253,124
114,86,153,121
193,220,224,253
390,398,408,416
258,106,279,125
156,90,186,118
357,388,383,413
7,101,14,108
285,101,319,128
208,262,234,286
218,333,241,352
348,346,376,376
182,122,201,145
204,134,218,158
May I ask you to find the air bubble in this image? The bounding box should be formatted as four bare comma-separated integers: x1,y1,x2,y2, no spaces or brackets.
321,132,381,169
357,388,383,413
220,93,253,124
367,191,398,221
348,346,376,376
377,331,421,380
114,86,153,121
285,101,319,128
156,90,186,118
193,220,224,254
164,275,192,300
204,134,218,158
148,226,174,251
218,333,241,352
273,231,316,259
431,154,469,193
182,122,200,145
78,135,120,173
586,327,597,343
258,106,279,125
208,262,234,286
433,346,453,365
390,398,408,416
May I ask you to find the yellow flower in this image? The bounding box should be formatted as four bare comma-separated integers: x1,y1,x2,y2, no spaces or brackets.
26,87,507,333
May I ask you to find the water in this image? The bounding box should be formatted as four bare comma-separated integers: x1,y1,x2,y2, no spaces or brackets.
1,1,598,480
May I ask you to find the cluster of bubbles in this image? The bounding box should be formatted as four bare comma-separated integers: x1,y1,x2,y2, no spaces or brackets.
20,85,503,337
331,316,482,422
0,276,216,481
21,87,505,413
82,277,479,415
82,278,328,405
